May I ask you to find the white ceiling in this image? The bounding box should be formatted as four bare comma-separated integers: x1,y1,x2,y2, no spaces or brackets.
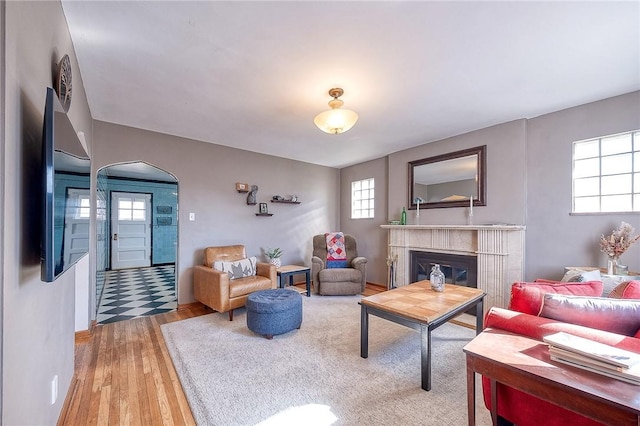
62,1,640,169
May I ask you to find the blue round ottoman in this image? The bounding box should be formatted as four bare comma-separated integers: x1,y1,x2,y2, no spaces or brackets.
246,289,303,339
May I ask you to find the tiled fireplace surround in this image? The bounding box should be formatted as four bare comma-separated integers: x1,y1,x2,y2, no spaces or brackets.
381,225,526,311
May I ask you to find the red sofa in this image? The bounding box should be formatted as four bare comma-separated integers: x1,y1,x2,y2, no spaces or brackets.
481,280,640,426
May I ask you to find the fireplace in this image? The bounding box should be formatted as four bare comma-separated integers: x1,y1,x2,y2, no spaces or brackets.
410,251,477,288
381,224,526,311
410,250,478,315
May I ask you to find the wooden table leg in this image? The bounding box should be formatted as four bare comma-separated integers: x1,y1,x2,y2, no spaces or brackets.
467,360,476,426
490,378,498,426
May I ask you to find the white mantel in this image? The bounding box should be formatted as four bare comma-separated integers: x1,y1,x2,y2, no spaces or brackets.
381,224,526,310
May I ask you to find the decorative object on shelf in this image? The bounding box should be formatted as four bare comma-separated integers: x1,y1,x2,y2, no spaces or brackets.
313,88,358,135
467,196,474,225
271,199,300,204
247,185,258,205
235,182,249,193
288,195,298,202
265,247,283,268
156,205,172,214
259,202,268,214
400,207,407,225
414,197,425,220
55,54,72,112
386,253,398,290
430,264,445,292
600,221,640,275
272,195,284,201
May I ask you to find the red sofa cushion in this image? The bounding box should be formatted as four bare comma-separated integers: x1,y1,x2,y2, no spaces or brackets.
484,307,640,350
608,280,640,299
508,281,603,315
539,294,640,336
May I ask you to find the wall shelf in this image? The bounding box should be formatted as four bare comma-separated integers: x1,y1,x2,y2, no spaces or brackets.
271,200,300,204
255,213,273,217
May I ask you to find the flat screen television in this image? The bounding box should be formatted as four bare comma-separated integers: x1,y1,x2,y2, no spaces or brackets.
41,87,90,282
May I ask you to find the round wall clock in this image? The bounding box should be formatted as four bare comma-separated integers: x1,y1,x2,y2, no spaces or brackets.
55,54,72,112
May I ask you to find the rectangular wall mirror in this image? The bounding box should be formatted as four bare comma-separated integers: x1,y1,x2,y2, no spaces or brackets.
408,145,486,209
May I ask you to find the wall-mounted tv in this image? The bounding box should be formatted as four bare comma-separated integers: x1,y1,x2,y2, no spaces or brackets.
41,87,90,282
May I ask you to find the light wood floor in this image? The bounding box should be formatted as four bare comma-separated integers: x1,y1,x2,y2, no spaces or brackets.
58,284,385,425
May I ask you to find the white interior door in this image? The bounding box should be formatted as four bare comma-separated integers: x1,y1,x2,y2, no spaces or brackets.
111,192,151,270
63,188,90,266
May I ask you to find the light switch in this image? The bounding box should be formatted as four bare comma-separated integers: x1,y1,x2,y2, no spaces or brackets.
189,212,195,221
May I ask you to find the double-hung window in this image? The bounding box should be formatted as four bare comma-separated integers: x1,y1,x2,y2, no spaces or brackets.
572,130,640,213
352,178,374,219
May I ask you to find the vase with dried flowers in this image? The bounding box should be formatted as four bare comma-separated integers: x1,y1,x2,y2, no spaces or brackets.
600,222,640,275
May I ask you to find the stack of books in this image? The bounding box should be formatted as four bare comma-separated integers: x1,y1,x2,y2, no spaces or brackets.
543,332,640,385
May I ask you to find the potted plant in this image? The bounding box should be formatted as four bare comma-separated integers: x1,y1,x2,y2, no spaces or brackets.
265,247,283,268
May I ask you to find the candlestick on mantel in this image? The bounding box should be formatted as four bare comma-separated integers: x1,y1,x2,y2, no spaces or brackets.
468,196,474,225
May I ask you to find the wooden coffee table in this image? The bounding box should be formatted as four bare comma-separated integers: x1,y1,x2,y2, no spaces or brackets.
464,329,640,426
360,281,485,391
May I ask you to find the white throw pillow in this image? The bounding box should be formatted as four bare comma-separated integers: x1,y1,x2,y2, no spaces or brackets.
561,268,602,283
213,256,257,280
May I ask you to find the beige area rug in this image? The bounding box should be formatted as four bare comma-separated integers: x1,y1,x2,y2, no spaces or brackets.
161,293,493,426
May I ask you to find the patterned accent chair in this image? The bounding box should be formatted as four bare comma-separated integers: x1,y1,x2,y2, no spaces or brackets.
193,245,276,320
311,234,367,295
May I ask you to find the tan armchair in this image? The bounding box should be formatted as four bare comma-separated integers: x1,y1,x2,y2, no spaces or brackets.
311,234,367,295
193,245,276,320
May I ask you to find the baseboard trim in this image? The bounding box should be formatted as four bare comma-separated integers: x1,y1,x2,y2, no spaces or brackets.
366,282,386,290
178,301,204,311
56,377,79,426
74,320,97,344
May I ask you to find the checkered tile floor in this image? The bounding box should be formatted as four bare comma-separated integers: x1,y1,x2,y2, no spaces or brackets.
97,265,176,325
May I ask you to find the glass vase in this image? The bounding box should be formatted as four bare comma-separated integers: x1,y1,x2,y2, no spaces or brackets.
430,264,445,292
606,256,618,275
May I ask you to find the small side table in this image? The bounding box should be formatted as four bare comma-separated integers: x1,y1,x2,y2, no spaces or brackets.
276,265,311,297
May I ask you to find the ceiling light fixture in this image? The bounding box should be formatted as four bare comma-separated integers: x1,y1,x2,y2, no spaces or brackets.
313,88,358,135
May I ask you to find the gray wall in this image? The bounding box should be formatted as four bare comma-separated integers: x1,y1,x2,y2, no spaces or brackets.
388,120,528,227
2,1,93,424
93,121,340,304
341,93,640,287
526,91,640,279
340,157,389,285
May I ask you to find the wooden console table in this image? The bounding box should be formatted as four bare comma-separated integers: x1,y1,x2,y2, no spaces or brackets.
463,329,640,426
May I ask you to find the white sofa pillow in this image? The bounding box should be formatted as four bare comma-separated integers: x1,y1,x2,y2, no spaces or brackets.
213,256,257,280
561,268,602,283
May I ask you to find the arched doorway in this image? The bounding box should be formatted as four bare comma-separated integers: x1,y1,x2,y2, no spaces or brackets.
95,162,178,324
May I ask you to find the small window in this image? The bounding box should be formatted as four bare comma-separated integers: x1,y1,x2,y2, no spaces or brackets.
77,196,90,219
351,178,375,219
572,130,640,213
66,189,90,220
118,197,147,221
